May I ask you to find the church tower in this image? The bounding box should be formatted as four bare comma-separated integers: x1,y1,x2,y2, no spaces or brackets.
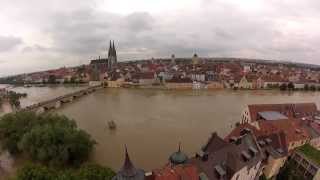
112,146,145,180
108,40,117,70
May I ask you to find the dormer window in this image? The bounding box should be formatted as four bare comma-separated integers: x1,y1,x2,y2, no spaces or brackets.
241,151,251,161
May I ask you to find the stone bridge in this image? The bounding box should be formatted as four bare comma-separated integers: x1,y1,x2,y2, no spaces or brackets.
20,85,103,113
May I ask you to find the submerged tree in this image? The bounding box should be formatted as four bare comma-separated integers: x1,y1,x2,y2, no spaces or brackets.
310,85,316,91
279,83,287,91
0,112,95,167
0,111,39,153
19,123,95,166
287,82,295,90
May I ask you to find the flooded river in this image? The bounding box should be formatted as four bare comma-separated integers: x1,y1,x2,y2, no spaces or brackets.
3,86,320,171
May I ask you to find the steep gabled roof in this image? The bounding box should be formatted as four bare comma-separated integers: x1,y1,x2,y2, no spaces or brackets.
202,132,229,153
120,147,138,177
191,132,263,180
112,146,145,180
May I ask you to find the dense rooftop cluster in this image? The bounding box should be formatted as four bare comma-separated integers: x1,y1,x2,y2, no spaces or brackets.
2,53,320,90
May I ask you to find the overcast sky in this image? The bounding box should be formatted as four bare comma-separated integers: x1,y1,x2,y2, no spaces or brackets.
0,0,320,76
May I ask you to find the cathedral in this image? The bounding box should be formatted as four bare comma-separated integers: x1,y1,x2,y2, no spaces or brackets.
90,40,117,72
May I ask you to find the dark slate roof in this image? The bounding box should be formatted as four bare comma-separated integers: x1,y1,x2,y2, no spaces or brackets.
258,111,288,121
90,59,108,65
191,132,263,180
112,147,145,180
202,132,229,153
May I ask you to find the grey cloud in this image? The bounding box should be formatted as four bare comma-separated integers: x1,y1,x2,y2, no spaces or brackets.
0,36,22,52
22,44,49,53
1,0,320,76
35,1,320,64
45,9,157,58
46,9,114,55
124,12,154,32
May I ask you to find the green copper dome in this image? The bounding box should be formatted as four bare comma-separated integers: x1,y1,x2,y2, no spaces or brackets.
169,143,188,165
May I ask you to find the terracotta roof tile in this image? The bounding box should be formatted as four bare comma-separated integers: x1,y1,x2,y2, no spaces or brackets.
152,164,198,180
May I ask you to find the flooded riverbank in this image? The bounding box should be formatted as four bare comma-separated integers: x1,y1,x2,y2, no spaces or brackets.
54,88,320,171
2,86,320,172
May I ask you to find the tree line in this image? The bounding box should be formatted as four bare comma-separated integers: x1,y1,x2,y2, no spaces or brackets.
0,111,115,180
279,82,320,91
0,91,27,108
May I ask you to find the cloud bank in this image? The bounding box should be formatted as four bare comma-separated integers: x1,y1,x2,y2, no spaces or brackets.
0,0,320,76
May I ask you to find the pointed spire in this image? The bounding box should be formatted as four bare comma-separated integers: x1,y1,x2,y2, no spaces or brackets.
108,40,112,57
120,145,137,177
112,40,117,57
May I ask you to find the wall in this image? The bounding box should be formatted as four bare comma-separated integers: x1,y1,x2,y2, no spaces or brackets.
263,156,287,179
310,137,320,150
108,79,124,88
206,82,224,89
89,81,102,86
314,170,320,180
165,83,193,90
288,140,308,151
231,161,261,180
241,107,251,124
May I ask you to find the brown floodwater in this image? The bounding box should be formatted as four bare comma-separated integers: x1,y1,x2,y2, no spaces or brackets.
53,88,320,171
3,86,320,173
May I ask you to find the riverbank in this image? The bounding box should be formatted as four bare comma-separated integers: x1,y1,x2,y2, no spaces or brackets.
3,86,320,171
55,88,320,171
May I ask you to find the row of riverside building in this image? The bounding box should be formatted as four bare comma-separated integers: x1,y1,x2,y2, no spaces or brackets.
112,102,320,180
10,40,320,89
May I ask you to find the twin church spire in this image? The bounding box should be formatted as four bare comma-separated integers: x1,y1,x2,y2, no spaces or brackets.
108,40,117,58
108,40,117,69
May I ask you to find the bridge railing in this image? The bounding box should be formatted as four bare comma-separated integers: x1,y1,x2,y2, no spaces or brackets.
20,85,102,111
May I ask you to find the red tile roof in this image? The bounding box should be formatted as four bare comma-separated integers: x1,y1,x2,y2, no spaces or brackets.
226,119,310,151
225,123,288,155
261,119,310,145
152,164,198,180
247,103,318,122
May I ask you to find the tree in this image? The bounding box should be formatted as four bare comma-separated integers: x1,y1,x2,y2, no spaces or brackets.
277,161,304,180
64,78,69,84
77,164,116,180
16,163,56,180
0,111,39,153
70,76,77,84
19,114,96,166
287,82,295,90
279,83,287,91
48,75,56,84
15,163,115,180
0,112,95,167
6,91,26,108
310,85,316,91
